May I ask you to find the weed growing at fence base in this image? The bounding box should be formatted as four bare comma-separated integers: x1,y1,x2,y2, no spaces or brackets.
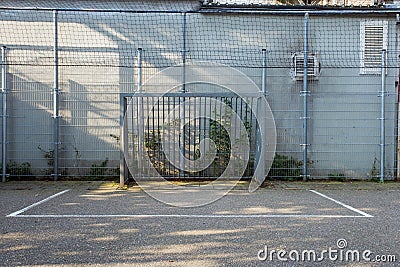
0,162,35,181
267,154,302,181
89,158,119,181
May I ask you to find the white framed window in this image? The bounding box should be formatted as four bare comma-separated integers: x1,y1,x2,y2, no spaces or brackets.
360,20,388,75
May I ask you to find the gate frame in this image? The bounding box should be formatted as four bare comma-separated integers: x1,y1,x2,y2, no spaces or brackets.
119,92,266,187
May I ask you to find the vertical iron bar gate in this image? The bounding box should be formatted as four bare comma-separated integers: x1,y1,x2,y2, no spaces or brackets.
120,92,265,182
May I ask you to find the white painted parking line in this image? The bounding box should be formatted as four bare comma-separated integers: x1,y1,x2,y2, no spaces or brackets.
6,189,374,219
309,189,373,218
6,190,70,217
13,214,368,218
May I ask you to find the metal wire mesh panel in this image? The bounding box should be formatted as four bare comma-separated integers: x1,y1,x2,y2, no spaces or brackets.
0,10,54,179
307,16,398,180
0,3,398,182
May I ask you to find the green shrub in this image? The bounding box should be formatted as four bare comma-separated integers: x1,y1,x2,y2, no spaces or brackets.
267,154,302,181
328,173,347,181
37,146,54,175
89,158,119,181
0,161,35,181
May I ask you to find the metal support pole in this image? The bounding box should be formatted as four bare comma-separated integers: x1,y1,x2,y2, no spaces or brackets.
137,48,142,92
301,13,309,182
1,46,7,183
380,49,386,183
254,48,268,183
137,48,143,176
181,12,186,93
261,49,267,95
53,10,59,181
180,12,187,176
120,95,127,188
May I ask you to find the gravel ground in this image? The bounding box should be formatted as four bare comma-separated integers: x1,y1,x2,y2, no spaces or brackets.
0,181,399,266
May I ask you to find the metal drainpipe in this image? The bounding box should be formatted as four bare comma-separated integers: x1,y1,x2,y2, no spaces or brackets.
1,46,7,183
301,13,309,182
261,49,267,96
53,10,59,181
380,49,386,183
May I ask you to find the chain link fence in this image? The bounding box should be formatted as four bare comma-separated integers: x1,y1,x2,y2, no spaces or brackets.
0,2,398,182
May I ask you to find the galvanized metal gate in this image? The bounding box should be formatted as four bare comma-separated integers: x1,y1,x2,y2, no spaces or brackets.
120,92,267,182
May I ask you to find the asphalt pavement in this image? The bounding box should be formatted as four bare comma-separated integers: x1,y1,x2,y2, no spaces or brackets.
0,181,399,266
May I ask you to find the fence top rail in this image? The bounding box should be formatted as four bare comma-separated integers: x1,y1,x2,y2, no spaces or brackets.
122,92,264,98
199,7,400,15
1,6,400,15
0,7,188,13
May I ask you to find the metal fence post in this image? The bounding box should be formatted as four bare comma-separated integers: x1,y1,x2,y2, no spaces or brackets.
181,12,186,93
137,48,143,177
53,10,59,181
255,48,268,182
1,46,7,183
301,13,309,182
180,12,187,177
120,95,127,188
380,49,386,183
